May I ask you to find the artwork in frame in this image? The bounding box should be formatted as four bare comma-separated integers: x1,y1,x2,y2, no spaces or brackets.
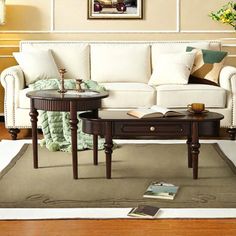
88,0,143,19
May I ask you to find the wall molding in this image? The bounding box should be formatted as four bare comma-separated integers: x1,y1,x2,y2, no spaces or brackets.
51,0,55,31
0,45,18,47
0,30,234,34
0,0,235,34
0,56,14,58
176,0,180,32
181,30,235,33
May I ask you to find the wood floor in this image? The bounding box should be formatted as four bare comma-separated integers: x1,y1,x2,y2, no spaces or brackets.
0,122,236,236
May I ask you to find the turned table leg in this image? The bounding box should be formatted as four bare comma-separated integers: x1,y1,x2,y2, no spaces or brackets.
70,101,78,179
92,109,99,165
93,135,98,165
191,122,200,179
104,122,113,179
29,99,39,169
187,136,192,168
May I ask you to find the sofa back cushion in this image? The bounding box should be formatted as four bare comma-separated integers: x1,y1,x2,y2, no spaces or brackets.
19,40,221,84
151,41,221,71
90,43,151,83
20,41,90,81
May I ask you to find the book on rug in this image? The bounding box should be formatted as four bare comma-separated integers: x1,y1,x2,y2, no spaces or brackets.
127,205,160,218
127,105,184,119
143,182,179,200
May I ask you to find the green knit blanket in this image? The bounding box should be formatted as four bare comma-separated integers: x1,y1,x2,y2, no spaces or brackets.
29,79,105,152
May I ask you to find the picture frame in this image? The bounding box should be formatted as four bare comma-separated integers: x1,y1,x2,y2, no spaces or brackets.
88,0,143,19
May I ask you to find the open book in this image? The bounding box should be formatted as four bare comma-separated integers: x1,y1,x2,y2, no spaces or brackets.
127,105,184,119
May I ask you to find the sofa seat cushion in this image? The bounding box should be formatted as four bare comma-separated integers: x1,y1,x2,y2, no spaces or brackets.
18,83,156,109
101,83,155,108
155,84,226,108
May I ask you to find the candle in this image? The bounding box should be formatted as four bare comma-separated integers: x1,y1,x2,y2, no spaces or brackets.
58,68,67,93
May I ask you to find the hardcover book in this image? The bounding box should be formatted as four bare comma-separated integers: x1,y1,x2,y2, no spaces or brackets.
127,105,184,119
143,182,179,200
128,205,160,218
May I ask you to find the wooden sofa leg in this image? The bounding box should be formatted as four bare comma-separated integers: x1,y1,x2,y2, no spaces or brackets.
8,128,20,140
227,126,236,140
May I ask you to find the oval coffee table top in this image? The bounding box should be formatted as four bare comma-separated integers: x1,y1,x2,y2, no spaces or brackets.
26,89,109,101
80,110,224,122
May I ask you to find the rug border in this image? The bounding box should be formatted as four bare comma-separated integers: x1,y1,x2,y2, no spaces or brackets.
0,144,29,180
213,143,236,174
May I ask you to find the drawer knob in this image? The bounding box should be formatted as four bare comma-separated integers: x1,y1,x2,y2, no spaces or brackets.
150,126,155,131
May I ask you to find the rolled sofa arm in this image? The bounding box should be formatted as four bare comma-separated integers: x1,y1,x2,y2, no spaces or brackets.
219,66,236,91
219,66,236,126
0,66,25,127
0,65,25,90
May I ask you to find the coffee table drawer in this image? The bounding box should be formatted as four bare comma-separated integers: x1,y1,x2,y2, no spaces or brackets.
114,122,189,136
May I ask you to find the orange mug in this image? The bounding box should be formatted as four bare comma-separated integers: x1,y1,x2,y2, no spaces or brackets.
187,103,205,113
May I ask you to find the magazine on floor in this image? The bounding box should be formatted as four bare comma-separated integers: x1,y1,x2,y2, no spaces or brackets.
143,182,179,200
127,205,160,218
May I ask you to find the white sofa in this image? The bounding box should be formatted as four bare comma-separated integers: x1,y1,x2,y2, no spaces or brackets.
1,40,236,140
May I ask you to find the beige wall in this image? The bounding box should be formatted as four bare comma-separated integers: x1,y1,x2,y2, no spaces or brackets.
0,0,236,114
54,0,177,31
181,0,234,31
1,0,235,32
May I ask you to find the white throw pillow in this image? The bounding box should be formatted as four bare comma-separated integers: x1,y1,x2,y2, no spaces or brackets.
148,52,196,86
13,49,60,85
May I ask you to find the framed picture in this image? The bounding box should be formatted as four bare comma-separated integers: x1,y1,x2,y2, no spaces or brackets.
88,0,143,19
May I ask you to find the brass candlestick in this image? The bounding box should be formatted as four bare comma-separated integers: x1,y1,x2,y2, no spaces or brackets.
58,68,67,93
76,79,85,93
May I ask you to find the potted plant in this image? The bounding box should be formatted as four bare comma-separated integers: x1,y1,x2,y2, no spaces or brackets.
209,1,236,29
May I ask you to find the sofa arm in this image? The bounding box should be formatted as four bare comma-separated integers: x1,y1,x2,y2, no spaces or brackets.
0,65,25,91
219,66,236,126
219,66,236,91
0,66,25,127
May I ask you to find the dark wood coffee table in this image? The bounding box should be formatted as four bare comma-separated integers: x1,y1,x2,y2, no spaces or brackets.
80,111,224,179
26,89,109,179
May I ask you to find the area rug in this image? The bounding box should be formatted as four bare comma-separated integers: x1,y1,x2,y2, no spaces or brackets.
0,143,236,209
